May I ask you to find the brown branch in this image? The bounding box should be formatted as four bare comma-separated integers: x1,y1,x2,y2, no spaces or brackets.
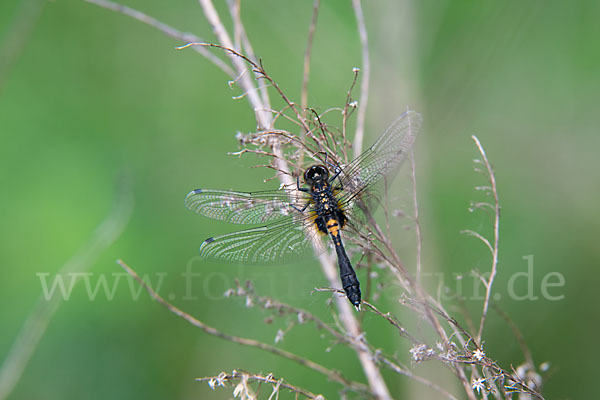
116,260,366,394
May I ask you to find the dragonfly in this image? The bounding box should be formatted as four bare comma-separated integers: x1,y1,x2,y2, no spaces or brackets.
185,110,422,308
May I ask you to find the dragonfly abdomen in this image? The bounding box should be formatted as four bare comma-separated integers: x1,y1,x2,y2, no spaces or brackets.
332,233,361,307
322,214,360,307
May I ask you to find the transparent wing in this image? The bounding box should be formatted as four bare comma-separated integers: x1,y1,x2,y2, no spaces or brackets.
336,110,422,218
185,188,307,225
186,110,421,264
198,214,328,265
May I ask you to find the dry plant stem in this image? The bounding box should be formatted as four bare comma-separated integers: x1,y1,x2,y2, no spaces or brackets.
196,0,272,129
377,358,459,400
408,153,472,392
243,289,348,342
245,285,447,389
410,152,423,285
116,260,367,395
471,135,500,344
226,0,271,110
315,288,471,400
363,217,465,349
243,286,404,375
244,284,452,396
361,301,419,344
176,43,311,173
255,130,319,157
351,0,369,159
341,70,360,160
308,110,340,157
194,1,295,184
0,176,133,400
352,120,474,398
84,0,234,77
257,106,301,128
408,152,478,396
366,210,478,398
317,254,392,400
198,370,322,399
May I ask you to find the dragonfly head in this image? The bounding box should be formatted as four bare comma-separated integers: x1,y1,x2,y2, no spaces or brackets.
304,165,329,186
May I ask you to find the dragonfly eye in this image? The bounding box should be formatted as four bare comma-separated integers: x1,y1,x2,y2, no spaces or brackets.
304,165,329,185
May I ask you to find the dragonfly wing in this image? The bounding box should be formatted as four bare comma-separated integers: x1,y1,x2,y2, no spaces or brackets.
338,110,422,214
199,215,328,265
185,188,307,225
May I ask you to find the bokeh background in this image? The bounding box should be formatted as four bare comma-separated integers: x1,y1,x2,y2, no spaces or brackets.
1,0,598,399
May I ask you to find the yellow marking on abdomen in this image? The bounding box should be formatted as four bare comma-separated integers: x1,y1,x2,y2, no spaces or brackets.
326,218,340,237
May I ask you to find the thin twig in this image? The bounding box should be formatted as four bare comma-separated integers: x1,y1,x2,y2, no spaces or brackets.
198,370,323,399
226,0,272,111
360,300,419,344
377,358,459,400
188,1,263,126
461,229,494,254
314,287,460,400
84,0,235,77
341,68,360,162
116,260,368,394
471,136,500,344
316,253,392,400
409,151,423,286
177,43,309,148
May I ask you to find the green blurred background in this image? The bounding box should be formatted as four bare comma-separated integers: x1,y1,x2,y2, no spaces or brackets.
1,0,598,399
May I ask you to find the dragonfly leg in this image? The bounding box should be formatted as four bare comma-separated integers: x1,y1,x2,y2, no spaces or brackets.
329,168,344,192
291,201,310,213
297,175,310,192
